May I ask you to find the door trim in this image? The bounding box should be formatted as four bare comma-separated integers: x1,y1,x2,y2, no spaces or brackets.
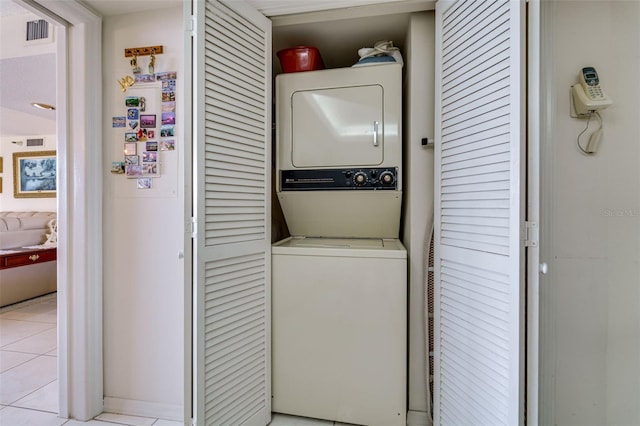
526,1,541,424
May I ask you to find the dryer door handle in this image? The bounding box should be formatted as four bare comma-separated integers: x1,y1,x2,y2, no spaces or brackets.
373,121,380,147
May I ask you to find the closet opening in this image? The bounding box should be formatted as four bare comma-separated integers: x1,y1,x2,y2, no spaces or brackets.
268,5,436,423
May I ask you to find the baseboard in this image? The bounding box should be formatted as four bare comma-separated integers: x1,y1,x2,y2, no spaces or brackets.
103,397,183,422
407,410,431,426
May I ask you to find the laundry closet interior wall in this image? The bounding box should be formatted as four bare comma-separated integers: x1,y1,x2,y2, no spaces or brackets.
270,7,435,420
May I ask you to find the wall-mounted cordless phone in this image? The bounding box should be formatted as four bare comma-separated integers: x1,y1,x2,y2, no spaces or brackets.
571,66,613,116
571,66,614,154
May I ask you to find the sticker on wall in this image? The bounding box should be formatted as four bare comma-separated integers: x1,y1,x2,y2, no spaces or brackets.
161,112,175,125
142,163,159,176
124,142,137,155
125,164,142,177
161,92,175,102
112,116,126,127
125,96,140,107
142,151,157,163
156,71,176,81
160,125,174,137
129,120,138,130
125,132,138,142
111,162,125,174
135,74,156,84
160,140,175,151
137,177,152,189
146,141,158,151
140,114,156,128
162,101,175,113
124,155,138,165
127,108,139,120
161,79,176,93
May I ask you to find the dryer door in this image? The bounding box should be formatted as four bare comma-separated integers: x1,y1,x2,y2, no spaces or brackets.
291,84,383,167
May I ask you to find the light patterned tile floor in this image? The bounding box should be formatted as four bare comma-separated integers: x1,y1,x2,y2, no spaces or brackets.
0,295,360,426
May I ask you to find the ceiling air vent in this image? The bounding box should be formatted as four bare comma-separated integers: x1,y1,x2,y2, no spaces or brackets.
25,19,51,44
26,138,45,147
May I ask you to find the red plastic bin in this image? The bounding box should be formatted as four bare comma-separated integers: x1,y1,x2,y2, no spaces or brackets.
277,46,325,73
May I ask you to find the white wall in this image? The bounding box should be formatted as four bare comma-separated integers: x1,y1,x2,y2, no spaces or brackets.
102,6,186,420
403,11,435,423
0,135,57,211
549,2,640,425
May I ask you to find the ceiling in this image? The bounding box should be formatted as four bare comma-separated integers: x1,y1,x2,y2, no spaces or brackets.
81,0,182,16
79,0,412,17
0,0,420,138
0,54,57,138
0,2,56,138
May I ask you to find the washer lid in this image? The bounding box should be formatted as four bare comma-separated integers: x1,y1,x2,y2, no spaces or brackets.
272,237,406,258
284,237,383,249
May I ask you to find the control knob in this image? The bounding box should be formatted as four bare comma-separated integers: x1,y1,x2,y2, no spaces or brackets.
379,171,395,186
353,172,368,186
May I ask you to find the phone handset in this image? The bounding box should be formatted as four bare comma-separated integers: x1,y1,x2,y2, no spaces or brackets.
571,66,613,115
571,66,613,154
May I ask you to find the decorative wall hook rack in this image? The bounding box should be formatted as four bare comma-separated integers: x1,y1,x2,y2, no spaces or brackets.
124,45,163,57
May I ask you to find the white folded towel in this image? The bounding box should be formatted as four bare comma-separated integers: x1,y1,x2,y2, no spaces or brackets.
357,40,404,66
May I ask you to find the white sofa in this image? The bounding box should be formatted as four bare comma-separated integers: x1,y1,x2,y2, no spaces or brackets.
0,211,56,250
0,211,57,307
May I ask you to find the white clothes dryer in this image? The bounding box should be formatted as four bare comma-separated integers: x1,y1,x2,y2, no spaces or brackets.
275,63,402,239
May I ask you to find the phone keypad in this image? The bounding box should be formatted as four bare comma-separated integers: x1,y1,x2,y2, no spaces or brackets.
588,86,605,99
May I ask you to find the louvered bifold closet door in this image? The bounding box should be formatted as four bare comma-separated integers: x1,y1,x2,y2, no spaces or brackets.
433,1,525,425
194,1,272,425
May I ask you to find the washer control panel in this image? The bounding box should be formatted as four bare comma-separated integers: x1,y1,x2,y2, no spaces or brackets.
281,168,398,191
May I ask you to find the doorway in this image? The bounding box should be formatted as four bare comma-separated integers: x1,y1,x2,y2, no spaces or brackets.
7,0,104,421
0,2,59,419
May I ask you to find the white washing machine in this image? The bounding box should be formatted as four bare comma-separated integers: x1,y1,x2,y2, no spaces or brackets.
271,237,407,426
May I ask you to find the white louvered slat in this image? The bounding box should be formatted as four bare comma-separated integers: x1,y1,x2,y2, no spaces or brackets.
442,139,510,165
442,2,507,59
443,5,509,63
202,252,268,425
207,128,264,150
207,72,264,105
195,1,271,426
206,83,263,112
206,122,263,146
434,1,524,425
443,70,510,113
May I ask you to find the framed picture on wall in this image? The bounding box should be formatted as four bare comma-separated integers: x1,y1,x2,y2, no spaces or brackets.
13,151,57,198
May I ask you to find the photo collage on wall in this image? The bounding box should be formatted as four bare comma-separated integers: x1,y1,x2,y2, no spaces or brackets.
111,71,177,190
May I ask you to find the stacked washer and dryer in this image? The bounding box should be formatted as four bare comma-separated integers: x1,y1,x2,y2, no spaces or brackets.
271,62,407,426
